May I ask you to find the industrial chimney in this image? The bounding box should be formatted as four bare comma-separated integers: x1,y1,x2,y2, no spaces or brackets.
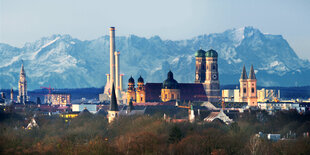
109,27,116,90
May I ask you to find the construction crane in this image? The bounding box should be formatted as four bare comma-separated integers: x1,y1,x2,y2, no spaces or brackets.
40,85,54,104
40,85,54,94
176,100,192,116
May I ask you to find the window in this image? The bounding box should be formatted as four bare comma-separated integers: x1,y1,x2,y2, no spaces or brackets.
213,65,216,70
243,88,246,93
252,88,254,93
165,94,167,99
141,97,143,101
172,94,174,99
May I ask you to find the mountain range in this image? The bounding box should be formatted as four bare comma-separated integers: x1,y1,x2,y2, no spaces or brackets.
1,26,309,90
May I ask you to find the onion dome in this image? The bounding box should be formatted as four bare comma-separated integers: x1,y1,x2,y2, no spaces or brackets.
195,49,206,57
162,71,179,89
128,76,135,83
138,76,144,83
205,49,218,57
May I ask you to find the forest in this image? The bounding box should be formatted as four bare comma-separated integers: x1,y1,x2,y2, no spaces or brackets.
0,109,310,155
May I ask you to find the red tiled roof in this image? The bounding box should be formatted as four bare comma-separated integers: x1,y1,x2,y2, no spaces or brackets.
144,83,207,102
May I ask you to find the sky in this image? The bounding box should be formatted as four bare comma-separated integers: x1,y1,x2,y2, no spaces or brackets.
1,0,310,60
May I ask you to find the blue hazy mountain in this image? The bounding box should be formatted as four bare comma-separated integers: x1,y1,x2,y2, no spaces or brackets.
1,26,309,90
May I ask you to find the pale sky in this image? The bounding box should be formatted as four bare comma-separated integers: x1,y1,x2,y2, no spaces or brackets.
1,0,310,60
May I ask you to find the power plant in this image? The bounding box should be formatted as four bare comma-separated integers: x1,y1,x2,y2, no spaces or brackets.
102,27,124,103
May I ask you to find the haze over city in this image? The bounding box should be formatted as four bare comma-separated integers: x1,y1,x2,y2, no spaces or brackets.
1,1,310,154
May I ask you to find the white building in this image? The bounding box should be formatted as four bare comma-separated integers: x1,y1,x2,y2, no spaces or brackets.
258,102,306,113
72,103,97,114
221,89,240,102
257,88,279,102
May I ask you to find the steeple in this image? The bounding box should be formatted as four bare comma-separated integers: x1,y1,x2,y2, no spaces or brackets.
240,65,248,79
110,83,119,111
18,62,28,104
20,63,26,78
249,65,256,79
21,63,24,73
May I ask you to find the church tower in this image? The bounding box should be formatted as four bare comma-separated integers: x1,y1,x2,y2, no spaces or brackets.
17,63,28,104
126,76,136,104
239,65,248,102
247,65,258,106
204,49,220,102
195,49,206,83
108,83,119,123
136,76,146,103
10,88,14,101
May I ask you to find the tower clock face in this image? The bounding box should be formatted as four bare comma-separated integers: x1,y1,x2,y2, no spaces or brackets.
212,74,217,80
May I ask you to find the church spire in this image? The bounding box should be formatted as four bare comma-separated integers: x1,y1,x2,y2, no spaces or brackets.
249,65,256,79
240,65,248,79
20,63,25,76
110,83,119,111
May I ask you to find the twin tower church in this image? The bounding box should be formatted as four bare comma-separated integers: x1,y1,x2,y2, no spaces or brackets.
126,48,257,106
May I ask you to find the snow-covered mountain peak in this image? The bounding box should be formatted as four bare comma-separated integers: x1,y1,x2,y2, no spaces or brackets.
0,27,309,89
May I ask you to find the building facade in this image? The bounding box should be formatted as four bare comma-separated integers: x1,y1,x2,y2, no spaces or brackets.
239,65,258,106
126,76,136,103
72,103,97,114
136,76,146,103
161,71,181,102
196,49,220,102
45,93,71,105
17,64,29,104
195,49,206,83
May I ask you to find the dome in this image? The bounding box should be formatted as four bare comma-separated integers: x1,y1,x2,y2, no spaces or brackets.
138,76,144,83
205,49,218,57
195,49,206,57
162,71,179,89
128,76,135,83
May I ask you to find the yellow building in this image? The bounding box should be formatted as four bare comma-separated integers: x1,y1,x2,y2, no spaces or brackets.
126,76,136,104
136,76,146,103
45,93,71,105
161,71,180,102
60,112,79,118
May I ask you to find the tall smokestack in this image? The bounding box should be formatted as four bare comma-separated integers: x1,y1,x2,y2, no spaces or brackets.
11,88,13,101
115,51,120,98
106,74,110,86
110,27,116,90
120,74,124,91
